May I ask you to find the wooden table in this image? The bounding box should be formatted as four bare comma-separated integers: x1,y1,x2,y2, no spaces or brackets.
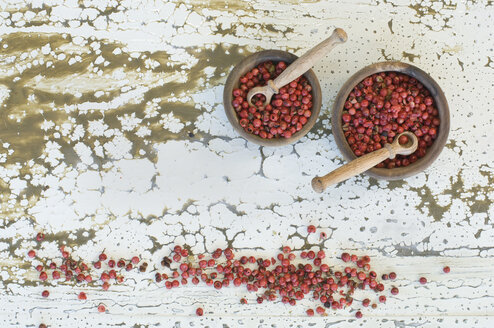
1,0,493,327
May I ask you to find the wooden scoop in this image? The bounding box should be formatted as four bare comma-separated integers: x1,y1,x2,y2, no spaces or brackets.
247,28,347,107
311,132,418,193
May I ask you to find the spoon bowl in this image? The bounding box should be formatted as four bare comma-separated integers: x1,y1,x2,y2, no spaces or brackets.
391,131,418,156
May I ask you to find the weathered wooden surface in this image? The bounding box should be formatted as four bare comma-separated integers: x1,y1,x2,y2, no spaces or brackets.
0,0,493,327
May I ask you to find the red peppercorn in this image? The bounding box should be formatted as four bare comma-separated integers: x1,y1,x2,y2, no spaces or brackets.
100,272,110,282
28,250,36,258
391,287,399,295
131,256,140,264
36,233,45,242
196,307,203,316
443,266,450,273
307,225,316,233
240,298,247,304
97,304,106,313
419,277,427,284
355,311,363,319
41,290,49,298
389,272,397,280
398,134,409,145
78,292,87,300
316,306,325,314
306,309,314,316
39,324,47,328
379,295,386,303
39,271,47,281
341,252,350,262
99,253,107,261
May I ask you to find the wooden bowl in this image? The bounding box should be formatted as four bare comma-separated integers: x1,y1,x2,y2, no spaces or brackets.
223,50,322,147
332,61,450,180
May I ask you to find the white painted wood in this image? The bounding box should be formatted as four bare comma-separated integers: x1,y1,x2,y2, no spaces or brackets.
0,0,493,327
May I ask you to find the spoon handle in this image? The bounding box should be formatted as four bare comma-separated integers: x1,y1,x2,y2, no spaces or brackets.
311,146,392,193
273,28,347,90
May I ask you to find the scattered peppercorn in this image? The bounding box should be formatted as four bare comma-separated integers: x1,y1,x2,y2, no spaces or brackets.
36,233,45,242
196,307,203,316
30,227,407,317
41,290,49,298
419,277,427,284
443,266,450,273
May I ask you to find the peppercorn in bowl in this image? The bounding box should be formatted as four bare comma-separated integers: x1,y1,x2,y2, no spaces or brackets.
332,61,450,180
223,50,322,146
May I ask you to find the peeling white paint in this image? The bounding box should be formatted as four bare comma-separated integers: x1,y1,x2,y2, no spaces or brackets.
0,0,493,327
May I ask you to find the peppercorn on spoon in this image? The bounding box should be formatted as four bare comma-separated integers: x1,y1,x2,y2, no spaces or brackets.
311,132,418,192
247,28,347,107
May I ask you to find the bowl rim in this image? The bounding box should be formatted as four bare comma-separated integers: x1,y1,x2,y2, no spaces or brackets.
331,61,450,180
223,49,322,147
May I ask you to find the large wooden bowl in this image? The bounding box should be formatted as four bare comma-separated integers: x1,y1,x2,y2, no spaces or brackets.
223,50,322,147
332,61,450,180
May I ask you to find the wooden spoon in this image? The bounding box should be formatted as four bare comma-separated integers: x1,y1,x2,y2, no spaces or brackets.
311,132,418,193
247,28,347,107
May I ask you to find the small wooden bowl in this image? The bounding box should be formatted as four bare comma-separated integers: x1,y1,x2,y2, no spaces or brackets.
223,50,322,147
332,61,450,180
